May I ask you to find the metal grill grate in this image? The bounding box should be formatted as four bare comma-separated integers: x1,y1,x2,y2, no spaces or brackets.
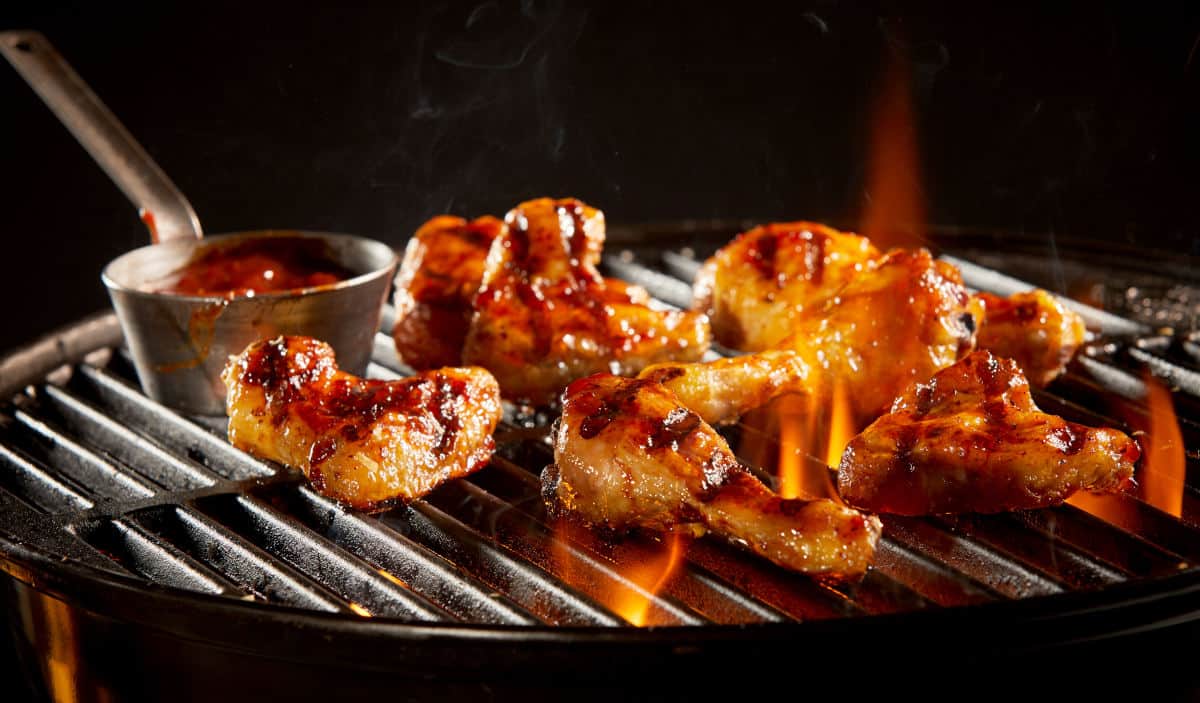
1,236,1199,630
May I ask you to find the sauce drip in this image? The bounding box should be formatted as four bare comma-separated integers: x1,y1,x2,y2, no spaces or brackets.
157,236,354,297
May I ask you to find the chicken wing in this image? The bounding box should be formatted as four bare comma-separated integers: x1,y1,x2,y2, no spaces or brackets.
637,350,811,426
463,197,711,405
837,351,1139,515
392,215,504,370
693,222,879,350
780,247,983,425
544,373,882,578
223,336,501,510
974,290,1086,387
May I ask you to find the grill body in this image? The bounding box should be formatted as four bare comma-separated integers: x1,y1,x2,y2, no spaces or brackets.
2,225,1200,700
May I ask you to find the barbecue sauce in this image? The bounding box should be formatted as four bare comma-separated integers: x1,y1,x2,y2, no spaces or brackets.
156,236,354,297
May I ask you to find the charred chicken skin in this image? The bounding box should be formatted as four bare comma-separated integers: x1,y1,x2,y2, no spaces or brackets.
974,290,1087,387
693,222,879,351
463,197,711,405
392,215,504,370
837,351,1139,515
223,336,501,510
544,373,882,578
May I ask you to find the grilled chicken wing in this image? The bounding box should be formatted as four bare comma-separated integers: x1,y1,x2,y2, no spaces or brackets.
544,373,882,577
223,336,501,509
645,248,979,430
837,351,1139,515
463,197,711,405
393,215,504,370
780,247,982,425
637,350,811,426
693,222,879,350
974,290,1086,387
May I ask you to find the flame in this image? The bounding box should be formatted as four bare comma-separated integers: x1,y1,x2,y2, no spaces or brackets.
1068,373,1184,523
347,602,373,617
610,532,687,627
551,519,687,627
861,39,925,249
776,393,811,499
1140,376,1185,517
824,379,855,468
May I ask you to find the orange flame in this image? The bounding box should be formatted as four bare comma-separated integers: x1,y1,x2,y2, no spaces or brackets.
861,40,925,249
610,532,687,627
776,381,852,501
1068,373,1184,523
824,379,855,468
551,519,687,627
1140,377,1185,517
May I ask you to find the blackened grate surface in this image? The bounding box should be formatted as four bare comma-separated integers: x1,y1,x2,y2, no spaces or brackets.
1,228,1199,631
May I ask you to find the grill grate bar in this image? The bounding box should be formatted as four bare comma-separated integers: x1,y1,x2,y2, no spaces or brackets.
75,518,249,597
133,505,351,613
933,514,1125,589
869,539,998,606
37,384,216,490
881,516,1065,598
195,494,451,622
0,441,93,513
1012,507,1190,577
10,408,157,500
387,501,624,626
283,485,540,625
425,478,708,626
73,365,275,480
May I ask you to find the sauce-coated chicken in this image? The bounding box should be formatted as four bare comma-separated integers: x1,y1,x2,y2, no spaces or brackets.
837,351,1139,515
544,373,882,578
393,215,504,370
974,290,1087,387
638,350,811,426
646,248,980,430
463,197,711,404
780,248,982,425
693,222,879,350
223,336,501,510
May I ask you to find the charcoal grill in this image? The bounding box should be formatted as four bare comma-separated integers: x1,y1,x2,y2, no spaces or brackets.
2,223,1200,700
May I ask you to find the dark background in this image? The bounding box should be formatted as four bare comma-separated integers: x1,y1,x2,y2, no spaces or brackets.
2,2,1200,699
2,2,1200,355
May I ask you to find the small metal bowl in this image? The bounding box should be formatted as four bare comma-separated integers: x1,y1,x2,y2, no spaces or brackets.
103,230,398,415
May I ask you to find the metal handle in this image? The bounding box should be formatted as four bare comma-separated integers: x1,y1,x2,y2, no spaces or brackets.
0,30,203,242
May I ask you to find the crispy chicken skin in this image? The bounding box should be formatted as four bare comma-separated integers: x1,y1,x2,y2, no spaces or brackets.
223,336,501,510
693,222,879,350
974,290,1087,387
393,215,504,370
780,248,983,425
544,373,882,577
837,351,1139,515
463,197,711,405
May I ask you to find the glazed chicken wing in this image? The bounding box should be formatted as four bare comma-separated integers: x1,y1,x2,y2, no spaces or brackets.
644,248,979,430
780,247,983,426
393,215,504,370
974,290,1086,387
223,336,501,509
837,351,1139,515
543,373,882,577
693,222,879,350
637,350,811,426
463,197,711,405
